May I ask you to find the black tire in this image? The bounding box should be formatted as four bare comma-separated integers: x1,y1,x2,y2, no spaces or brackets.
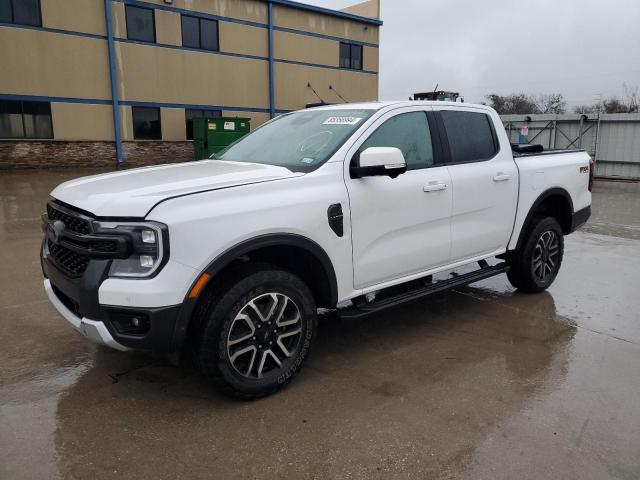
197,264,317,400
507,216,564,293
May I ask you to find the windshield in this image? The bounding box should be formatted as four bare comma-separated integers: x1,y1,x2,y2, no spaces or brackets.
215,109,374,172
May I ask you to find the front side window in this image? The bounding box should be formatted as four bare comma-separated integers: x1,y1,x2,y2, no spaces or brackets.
132,106,161,140
360,112,433,170
0,100,52,139
440,111,498,163
185,108,221,140
126,5,155,43
217,108,375,173
182,15,219,51
339,42,363,70
0,0,41,26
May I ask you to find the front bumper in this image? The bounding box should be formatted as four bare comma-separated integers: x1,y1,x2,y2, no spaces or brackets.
44,278,130,351
42,242,186,352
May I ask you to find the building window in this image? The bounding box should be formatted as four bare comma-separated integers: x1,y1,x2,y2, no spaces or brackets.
0,100,52,139
125,5,155,43
132,107,161,140
0,0,42,27
181,15,219,51
185,109,221,140
339,42,363,70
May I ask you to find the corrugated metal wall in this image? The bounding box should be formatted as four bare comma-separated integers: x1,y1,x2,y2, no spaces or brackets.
500,113,640,179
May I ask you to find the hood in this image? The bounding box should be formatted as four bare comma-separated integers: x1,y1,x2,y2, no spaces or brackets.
51,160,301,217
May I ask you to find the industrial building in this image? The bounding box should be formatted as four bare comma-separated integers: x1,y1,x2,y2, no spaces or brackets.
0,0,381,167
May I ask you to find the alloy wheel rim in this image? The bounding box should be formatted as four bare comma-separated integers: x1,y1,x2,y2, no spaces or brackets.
532,230,559,283
226,293,303,379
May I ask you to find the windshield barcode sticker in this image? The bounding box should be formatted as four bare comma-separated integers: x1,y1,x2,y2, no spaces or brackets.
322,117,362,125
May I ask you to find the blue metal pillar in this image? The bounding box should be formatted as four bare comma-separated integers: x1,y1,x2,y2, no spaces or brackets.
267,1,276,118
104,0,123,165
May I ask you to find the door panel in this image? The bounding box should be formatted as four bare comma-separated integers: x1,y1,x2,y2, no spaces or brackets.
345,108,452,289
348,167,452,288
436,107,518,260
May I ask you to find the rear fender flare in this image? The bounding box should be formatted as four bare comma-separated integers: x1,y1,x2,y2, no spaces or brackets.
513,187,573,251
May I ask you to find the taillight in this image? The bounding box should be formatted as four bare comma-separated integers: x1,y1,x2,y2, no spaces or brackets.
588,158,595,192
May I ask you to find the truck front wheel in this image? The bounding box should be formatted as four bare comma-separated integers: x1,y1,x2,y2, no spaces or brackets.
197,266,317,399
507,216,564,293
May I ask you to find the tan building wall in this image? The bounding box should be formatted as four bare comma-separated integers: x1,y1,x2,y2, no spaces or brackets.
0,0,380,167
273,5,379,45
274,63,377,111
160,108,187,141
0,28,111,100
341,0,380,19
114,43,270,109
274,30,337,67
142,0,268,25
51,103,114,141
41,0,106,36
155,10,182,46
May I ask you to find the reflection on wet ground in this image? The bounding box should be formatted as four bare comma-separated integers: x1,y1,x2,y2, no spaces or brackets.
1,171,639,479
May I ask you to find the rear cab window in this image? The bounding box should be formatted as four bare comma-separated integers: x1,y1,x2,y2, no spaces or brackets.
440,110,498,163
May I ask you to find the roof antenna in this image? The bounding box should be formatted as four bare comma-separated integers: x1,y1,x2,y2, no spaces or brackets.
329,85,347,103
307,82,326,104
432,83,439,98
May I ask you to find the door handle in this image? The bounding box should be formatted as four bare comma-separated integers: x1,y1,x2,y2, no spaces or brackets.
493,173,511,182
423,183,448,192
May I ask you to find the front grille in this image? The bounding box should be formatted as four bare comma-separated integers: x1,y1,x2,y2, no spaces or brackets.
47,203,91,235
48,239,90,276
90,239,119,253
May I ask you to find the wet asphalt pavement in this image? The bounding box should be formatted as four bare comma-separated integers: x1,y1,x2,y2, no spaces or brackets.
1,170,639,480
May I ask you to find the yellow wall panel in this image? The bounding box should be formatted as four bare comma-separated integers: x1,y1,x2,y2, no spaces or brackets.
219,23,268,58
155,10,182,46
0,28,110,100
274,63,378,111
111,2,126,39
341,0,380,19
363,46,378,72
274,31,336,67
51,103,114,141
161,107,187,140
41,0,105,36
141,0,267,24
273,6,379,45
114,43,269,108
120,105,133,141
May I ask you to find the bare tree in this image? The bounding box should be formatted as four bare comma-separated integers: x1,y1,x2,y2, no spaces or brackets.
622,83,639,113
535,93,566,114
573,104,597,114
485,93,566,114
572,83,638,114
485,93,540,114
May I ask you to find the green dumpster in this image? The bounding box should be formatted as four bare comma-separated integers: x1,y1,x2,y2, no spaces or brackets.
193,117,251,160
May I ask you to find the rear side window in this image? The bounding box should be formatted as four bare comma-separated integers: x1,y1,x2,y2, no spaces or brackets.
360,112,433,170
441,111,497,163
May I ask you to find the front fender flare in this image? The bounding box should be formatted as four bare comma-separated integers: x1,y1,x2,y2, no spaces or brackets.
171,233,338,351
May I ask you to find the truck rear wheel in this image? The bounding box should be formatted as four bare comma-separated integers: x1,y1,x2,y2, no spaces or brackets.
197,266,317,399
507,216,564,293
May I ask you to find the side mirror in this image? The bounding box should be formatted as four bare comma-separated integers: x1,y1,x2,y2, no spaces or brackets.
350,147,407,179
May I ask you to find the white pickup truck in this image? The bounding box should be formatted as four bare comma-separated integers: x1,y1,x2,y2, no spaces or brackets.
42,101,592,398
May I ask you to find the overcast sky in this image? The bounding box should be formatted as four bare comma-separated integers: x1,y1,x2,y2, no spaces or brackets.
309,0,640,109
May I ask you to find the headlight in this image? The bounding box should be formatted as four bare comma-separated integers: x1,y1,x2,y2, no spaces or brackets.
95,221,168,278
